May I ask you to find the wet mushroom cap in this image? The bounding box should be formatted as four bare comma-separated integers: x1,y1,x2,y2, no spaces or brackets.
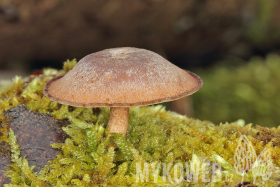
43,47,203,107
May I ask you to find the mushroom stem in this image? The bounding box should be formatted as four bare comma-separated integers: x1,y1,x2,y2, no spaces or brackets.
108,107,129,136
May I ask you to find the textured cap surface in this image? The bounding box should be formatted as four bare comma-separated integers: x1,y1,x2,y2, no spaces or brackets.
43,47,203,107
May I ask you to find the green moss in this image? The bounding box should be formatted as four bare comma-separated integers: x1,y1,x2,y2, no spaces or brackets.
193,53,280,128
0,60,280,186
63,59,77,73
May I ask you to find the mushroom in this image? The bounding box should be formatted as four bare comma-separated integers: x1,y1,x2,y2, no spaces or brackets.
43,47,203,136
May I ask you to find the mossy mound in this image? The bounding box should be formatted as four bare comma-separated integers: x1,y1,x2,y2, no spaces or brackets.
193,53,280,128
0,60,280,186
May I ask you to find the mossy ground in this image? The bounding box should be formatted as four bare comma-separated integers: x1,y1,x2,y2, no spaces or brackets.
0,60,280,186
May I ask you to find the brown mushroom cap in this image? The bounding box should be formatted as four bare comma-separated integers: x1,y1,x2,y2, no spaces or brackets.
43,47,203,107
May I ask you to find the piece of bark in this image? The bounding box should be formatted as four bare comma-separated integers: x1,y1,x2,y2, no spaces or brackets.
0,104,69,186
0,142,10,185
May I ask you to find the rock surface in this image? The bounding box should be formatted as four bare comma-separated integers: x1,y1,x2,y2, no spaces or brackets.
0,142,10,185
0,105,69,186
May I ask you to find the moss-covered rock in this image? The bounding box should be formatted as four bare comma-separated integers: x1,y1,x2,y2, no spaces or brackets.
4,105,69,172
0,60,279,186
